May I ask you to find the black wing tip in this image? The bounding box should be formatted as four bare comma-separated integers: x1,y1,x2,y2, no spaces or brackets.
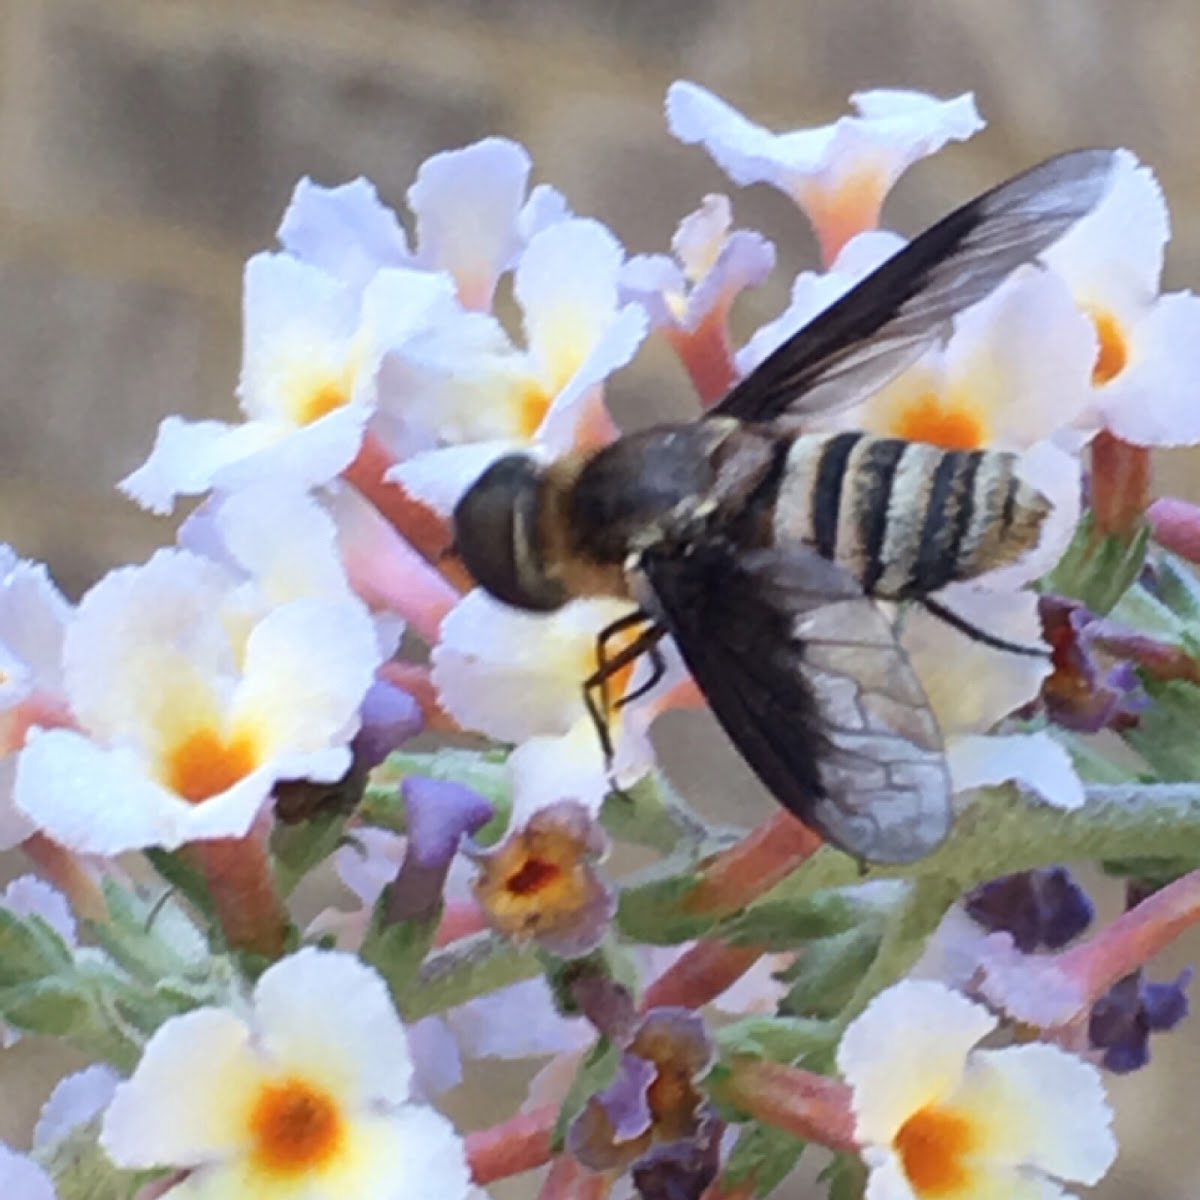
993,146,1121,218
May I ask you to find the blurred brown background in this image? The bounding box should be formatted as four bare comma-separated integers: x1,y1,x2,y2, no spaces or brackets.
0,0,1198,1195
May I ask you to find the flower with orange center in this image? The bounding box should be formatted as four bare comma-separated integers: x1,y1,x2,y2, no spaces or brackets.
837,980,1116,1200
667,83,983,266
100,949,473,1200
432,591,687,821
1042,149,1200,447
122,254,461,514
852,266,1095,454
386,217,646,519
14,549,379,855
473,800,614,957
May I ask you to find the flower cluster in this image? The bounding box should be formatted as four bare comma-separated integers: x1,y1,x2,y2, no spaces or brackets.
4,78,1200,1200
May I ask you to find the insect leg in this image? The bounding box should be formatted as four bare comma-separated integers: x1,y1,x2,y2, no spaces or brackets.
617,635,668,709
921,596,1050,658
583,615,666,795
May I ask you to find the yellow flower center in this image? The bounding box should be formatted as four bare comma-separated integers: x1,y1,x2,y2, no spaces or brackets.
894,1104,977,1197
1088,308,1128,386
295,377,351,426
248,1076,345,1177
891,391,988,451
517,380,553,439
163,726,260,804
475,819,592,940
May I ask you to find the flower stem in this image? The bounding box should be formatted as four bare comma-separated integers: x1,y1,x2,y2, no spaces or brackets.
466,1104,558,1185
1091,431,1150,540
187,830,288,958
20,832,107,923
684,811,824,918
668,309,737,406
1057,867,1200,1004
715,1058,858,1153
343,430,472,589
641,940,765,1012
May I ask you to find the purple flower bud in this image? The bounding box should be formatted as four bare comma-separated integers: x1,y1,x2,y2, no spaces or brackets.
631,1112,722,1200
1040,596,1148,734
1088,967,1192,1073
352,680,423,770
965,867,1094,952
382,777,493,926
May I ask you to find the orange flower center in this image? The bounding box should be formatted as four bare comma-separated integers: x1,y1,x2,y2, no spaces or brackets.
475,818,592,940
296,379,350,426
1089,309,1128,386
892,392,987,451
894,1105,976,1197
163,727,259,804
248,1076,345,1177
505,855,562,897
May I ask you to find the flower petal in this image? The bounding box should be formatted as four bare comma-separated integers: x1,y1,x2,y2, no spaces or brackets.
277,176,411,294
837,980,995,1145
0,1147,56,1200
101,1008,263,1166
953,1044,1115,1183
948,732,1085,810
902,586,1049,738
34,1063,120,1147
409,137,532,312
253,948,414,1108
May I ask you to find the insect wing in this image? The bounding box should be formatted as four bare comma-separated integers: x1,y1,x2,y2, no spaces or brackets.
712,148,1117,424
641,542,952,863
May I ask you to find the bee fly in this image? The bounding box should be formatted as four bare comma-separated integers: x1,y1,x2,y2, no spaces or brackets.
453,149,1117,864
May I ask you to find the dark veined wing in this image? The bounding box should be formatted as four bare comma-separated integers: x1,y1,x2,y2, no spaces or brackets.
711,148,1117,424
640,540,952,863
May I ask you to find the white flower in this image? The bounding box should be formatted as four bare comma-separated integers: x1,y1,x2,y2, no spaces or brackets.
1043,149,1200,446
0,1145,56,1200
279,138,570,311
432,590,682,820
387,218,648,516
837,980,1116,1200
15,550,379,854
101,949,472,1200
0,549,72,850
122,257,461,512
667,83,982,263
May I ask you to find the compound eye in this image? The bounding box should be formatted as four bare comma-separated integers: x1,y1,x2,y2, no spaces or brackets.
454,456,568,612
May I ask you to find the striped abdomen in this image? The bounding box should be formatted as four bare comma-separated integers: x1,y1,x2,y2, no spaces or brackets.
771,431,1049,599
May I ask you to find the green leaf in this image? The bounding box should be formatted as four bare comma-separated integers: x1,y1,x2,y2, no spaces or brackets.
1045,514,1149,615
361,906,440,1002
1145,552,1200,623
721,1123,806,1197
720,890,864,948
35,1115,158,1200
1125,677,1200,780
1102,855,1199,890
551,1037,619,1150
820,1153,868,1200
0,906,74,984
396,930,541,1021
780,925,883,1020
271,809,350,897
600,772,715,855
716,1015,835,1063
143,848,217,923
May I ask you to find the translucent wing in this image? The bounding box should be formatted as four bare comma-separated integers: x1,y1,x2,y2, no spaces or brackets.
640,541,952,863
711,148,1117,423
